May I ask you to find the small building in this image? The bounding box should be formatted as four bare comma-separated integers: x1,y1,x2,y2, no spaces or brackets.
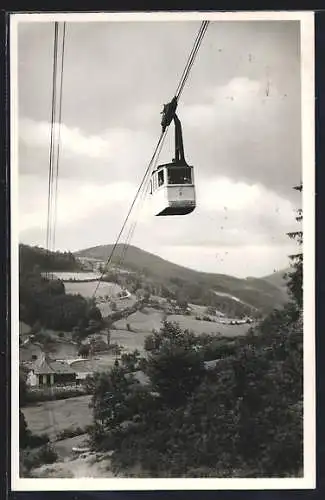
26,352,77,387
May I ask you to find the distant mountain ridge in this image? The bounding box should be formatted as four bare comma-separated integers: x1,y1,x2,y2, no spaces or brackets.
75,244,289,314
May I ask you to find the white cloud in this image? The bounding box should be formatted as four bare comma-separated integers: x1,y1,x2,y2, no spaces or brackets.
18,172,298,277
19,118,154,166
182,77,263,126
20,118,109,159
19,174,136,233
17,21,302,277
197,176,295,225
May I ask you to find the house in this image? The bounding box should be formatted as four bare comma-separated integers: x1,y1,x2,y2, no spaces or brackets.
26,352,77,387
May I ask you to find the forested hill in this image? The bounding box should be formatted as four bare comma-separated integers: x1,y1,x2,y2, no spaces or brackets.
76,244,289,314
262,268,290,291
19,244,82,274
19,244,102,331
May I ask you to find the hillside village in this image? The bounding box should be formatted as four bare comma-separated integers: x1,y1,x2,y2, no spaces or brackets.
20,245,257,390
19,243,302,479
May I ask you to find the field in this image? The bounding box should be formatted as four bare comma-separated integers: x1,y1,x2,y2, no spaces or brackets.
64,280,121,298
64,280,137,315
113,307,164,333
22,395,92,439
188,303,225,317
97,295,137,316
166,315,251,337
49,272,101,281
110,329,151,353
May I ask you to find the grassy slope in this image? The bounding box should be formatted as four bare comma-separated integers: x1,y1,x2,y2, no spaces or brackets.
76,244,288,312
22,395,92,439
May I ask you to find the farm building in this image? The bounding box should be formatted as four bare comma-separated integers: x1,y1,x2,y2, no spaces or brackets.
26,352,77,387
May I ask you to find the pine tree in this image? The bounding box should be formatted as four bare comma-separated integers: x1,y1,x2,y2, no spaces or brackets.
286,183,303,309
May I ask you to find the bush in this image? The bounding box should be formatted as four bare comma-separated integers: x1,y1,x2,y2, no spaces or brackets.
27,433,50,448
21,444,58,473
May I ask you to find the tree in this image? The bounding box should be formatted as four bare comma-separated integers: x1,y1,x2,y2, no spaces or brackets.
19,370,28,407
286,183,303,309
87,367,138,449
86,235,304,479
121,350,141,372
145,322,205,406
88,303,102,322
146,345,205,406
144,321,197,353
20,409,50,451
20,410,29,448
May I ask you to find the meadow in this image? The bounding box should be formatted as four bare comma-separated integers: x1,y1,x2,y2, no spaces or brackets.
113,307,164,333
22,395,92,439
167,314,251,337
110,329,150,354
50,272,101,281
64,280,121,298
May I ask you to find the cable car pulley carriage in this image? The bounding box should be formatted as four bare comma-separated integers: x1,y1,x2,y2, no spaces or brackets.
150,96,196,216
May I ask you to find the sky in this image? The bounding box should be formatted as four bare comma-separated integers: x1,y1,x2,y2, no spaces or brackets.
16,16,303,278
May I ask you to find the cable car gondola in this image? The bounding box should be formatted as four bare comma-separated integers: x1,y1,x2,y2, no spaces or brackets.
150,97,196,216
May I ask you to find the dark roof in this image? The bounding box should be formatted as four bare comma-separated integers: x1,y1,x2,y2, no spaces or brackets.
32,352,76,375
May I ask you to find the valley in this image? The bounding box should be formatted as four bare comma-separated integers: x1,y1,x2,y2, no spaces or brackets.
18,243,298,479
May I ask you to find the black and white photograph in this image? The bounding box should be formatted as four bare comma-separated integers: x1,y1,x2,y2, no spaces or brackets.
11,11,315,490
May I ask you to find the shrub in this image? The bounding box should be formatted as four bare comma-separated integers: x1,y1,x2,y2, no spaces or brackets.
27,433,50,449
21,444,58,472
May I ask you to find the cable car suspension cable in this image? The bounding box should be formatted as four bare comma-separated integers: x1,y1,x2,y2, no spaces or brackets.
116,22,210,270
91,130,166,299
45,22,59,272
117,134,167,270
45,22,66,278
174,20,209,99
92,20,209,299
52,22,67,252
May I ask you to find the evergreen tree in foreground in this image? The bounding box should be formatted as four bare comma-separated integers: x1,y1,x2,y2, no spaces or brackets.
286,183,303,309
